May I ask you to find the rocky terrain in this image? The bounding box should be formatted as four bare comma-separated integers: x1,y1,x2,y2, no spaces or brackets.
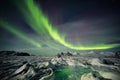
0,51,120,80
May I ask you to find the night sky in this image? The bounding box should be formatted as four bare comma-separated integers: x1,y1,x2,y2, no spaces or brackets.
0,0,120,55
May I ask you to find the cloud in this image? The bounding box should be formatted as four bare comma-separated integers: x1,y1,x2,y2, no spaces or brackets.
106,40,120,44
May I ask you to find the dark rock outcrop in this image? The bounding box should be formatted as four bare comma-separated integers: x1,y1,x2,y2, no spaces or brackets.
57,52,77,57
115,51,120,58
16,52,30,56
102,59,114,65
0,51,30,56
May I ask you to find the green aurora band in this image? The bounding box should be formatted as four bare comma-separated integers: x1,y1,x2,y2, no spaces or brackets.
15,0,120,50
0,21,41,48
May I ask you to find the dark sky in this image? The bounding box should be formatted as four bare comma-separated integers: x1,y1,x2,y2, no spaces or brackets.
0,0,120,55
38,0,120,24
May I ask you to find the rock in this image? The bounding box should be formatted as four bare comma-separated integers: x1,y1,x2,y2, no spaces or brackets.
81,72,99,80
0,51,17,56
0,51,30,56
35,62,49,69
99,71,120,80
81,72,112,80
5,62,53,80
10,64,36,80
51,57,87,67
72,52,78,55
99,52,114,56
87,58,103,66
102,59,114,65
50,57,67,66
64,57,86,67
57,52,78,57
115,51,120,58
16,52,30,56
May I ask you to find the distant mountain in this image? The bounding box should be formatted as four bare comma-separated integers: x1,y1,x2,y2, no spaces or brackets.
0,51,30,56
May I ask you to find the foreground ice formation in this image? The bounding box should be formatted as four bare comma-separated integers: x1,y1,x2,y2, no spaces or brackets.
0,51,120,80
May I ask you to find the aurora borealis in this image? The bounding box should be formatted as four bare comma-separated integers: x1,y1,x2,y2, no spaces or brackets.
0,20,41,48
0,0,120,55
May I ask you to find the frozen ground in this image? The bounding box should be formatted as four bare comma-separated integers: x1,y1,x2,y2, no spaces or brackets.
0,51,120,80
